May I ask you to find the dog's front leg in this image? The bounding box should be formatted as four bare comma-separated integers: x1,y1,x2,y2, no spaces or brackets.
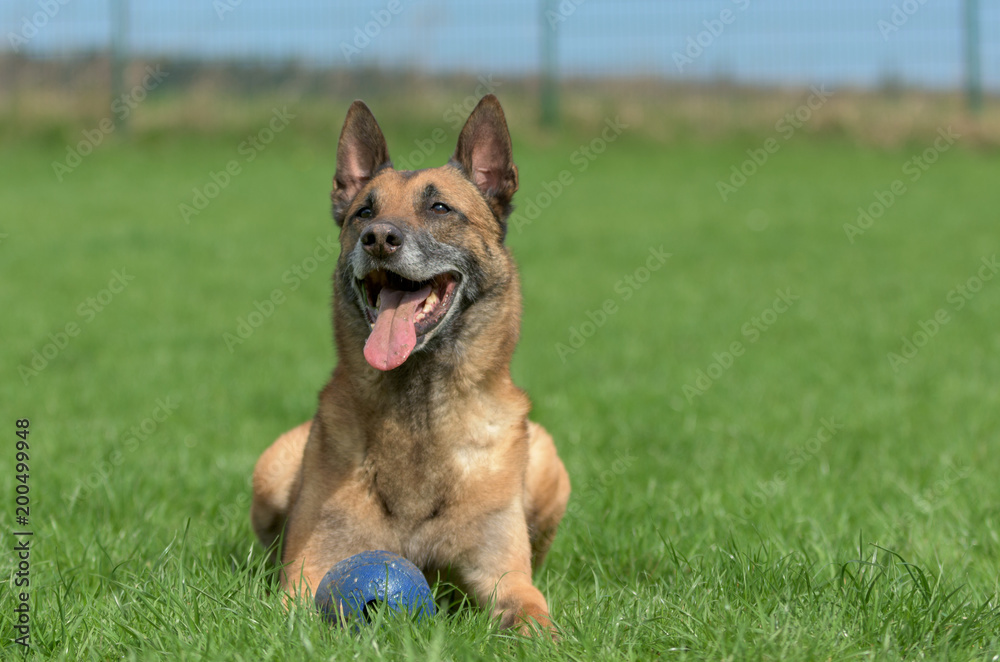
459,509,553,634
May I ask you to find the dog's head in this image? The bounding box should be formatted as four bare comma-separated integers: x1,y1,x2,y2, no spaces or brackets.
330,95,520,372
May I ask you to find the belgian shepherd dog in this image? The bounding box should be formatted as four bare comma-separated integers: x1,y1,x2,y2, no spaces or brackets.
251,95,570,632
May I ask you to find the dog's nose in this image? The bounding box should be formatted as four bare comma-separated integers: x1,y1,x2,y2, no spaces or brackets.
360,222,404,259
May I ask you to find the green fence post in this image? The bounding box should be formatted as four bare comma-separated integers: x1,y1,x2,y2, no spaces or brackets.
540,0,558,127
111,0,129,130
964,0,982,114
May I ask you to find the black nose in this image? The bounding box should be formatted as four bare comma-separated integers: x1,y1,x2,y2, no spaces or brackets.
360,222,404,259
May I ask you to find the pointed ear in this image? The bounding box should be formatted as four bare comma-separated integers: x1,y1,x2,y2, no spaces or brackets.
332,100,391,226
450,94,519,227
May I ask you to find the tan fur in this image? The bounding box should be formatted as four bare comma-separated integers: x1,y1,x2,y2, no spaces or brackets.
251,95,569,634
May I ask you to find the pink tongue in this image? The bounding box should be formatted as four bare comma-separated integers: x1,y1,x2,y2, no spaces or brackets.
364,285,432,371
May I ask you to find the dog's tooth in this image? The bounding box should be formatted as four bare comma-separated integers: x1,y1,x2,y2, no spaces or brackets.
424,291,439,309
375,291,381,308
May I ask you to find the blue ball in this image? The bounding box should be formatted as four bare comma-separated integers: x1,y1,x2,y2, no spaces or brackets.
315,550,437,626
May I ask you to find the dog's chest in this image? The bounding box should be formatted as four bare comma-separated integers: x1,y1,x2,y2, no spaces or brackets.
359,421,510,526
363,449,451,523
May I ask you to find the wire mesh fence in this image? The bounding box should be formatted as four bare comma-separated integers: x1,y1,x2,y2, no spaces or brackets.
1,0,996,118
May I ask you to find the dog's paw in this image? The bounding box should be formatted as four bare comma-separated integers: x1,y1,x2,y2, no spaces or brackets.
499,601,557,638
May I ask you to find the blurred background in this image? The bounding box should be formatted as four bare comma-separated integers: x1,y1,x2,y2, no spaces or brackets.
1,0,997,137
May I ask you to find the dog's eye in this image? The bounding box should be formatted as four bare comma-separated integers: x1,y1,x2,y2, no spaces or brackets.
356,207,373,219
430,202,450,215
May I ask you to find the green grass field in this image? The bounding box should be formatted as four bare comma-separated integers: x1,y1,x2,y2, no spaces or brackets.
2,104,999,660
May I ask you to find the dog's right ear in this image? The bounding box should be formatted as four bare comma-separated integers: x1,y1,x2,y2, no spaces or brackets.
332,100,391,226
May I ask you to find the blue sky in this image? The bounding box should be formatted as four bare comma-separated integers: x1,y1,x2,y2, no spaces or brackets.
3,0,998,90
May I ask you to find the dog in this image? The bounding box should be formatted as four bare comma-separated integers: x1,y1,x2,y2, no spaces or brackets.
250,95,570,633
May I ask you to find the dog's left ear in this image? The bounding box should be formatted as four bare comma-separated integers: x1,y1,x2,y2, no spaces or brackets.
450,95,519,231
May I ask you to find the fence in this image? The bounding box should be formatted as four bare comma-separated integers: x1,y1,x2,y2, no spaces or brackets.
2,0,996,115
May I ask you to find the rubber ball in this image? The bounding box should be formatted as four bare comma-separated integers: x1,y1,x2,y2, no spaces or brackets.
314,550,437,626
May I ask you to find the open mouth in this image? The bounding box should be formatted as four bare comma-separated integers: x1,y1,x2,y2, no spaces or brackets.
355,270,460,371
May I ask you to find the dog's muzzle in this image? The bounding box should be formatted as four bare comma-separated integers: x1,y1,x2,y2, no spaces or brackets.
354,268,461,371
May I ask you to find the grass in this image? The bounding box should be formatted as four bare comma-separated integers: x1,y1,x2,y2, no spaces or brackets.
2,101,1000,660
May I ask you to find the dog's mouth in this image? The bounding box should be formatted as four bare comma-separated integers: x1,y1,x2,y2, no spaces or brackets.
355,270,460,371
